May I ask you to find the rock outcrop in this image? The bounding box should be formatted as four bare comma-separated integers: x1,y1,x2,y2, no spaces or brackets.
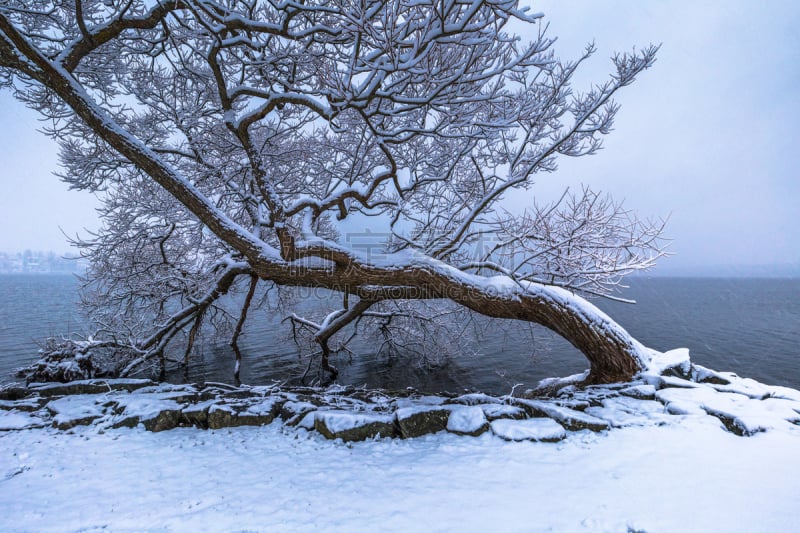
2,350,799,442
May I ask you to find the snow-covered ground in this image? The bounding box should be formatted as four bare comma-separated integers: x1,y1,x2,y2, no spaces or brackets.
1,416,798,532
2,349,799,532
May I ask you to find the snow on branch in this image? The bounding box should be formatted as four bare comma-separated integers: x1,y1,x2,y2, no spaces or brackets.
461,186,668,298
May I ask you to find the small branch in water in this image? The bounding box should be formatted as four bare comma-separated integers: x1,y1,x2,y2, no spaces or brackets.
231,274,258,382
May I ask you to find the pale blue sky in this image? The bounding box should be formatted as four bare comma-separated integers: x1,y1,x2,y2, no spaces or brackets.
0,1,798,274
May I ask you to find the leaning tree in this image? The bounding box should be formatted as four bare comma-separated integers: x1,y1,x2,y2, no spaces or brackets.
0,0,666,384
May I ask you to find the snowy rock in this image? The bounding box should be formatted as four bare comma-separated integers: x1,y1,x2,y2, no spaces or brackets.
619,384,656,400
205,397,284,429
0,410,47,431
240,397,284,421
448,393,502,406
280,401,318,427
525,371,589,397
584,397,671,428
30,378,155,397
760,398,800,422
205,401,282,430
709,377,771,400
702,395,797,436
691,365,733,385
646,348,692,378
490,418,566,442
644,375,701,390
8,368,797,442
205,404,237,430
550,398,592,411
46,395,108,429
0,397,45,412
110,395,184,432
314,411,396,441
704,408,768,437
395,406,451,438
481,404,526,421
393,395,446,409
656,385,799,436
131,384,199,403
514,399,610,432
664,400,706,416
180,399,219,428
446,406,489,436
0,385,31,401
297,411,317,430
656,385,723,408
656,386,719,416
767,386,800,403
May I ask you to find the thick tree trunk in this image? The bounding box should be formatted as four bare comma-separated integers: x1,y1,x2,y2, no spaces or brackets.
248,258,649,384
462,290,646,384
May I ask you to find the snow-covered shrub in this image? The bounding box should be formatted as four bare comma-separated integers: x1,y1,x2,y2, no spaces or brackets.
16,338,132,383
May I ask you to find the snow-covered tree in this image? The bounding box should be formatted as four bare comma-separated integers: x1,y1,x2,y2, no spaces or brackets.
0,0,666,384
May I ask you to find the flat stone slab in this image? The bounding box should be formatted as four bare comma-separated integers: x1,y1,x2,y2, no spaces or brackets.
46,395,108,429
29,379,156,397
110,395,185,432
491,418,566,442
205,397,284,429
619,384,657,400
395,406,451,438
515,399,610,432
313,411,396,441
0,410,48,430
449,393,502,406
481,404,526,421
0,397,45,412
180,399,219,428
583,397,672,428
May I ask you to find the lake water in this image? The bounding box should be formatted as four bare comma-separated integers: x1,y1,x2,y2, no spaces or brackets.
1,274,798,394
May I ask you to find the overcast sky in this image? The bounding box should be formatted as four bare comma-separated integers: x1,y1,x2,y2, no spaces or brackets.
0,1,797,275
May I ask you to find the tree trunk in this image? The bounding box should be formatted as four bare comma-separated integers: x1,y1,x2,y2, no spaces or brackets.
247,259,649,384
461,289,647,384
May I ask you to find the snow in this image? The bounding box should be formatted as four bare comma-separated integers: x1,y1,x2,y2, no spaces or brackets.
0,410,46,430
619,384,656,399
490,417,566,442
45,394,106,427
313,411,394,434
110,395,184,421
2,414,798,532
394,395,446,409
515,399,610,431
584,397,672,428
645,348,692,376
451,392,502,405
394,403,451,420
446,405,488,434
242,397,283,416
656,386,799,436
481,403,526,420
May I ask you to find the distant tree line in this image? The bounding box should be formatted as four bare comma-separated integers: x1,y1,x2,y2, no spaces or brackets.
0,250,85,273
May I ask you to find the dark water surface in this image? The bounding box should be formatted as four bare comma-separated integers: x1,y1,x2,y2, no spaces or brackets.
1,274,798,394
